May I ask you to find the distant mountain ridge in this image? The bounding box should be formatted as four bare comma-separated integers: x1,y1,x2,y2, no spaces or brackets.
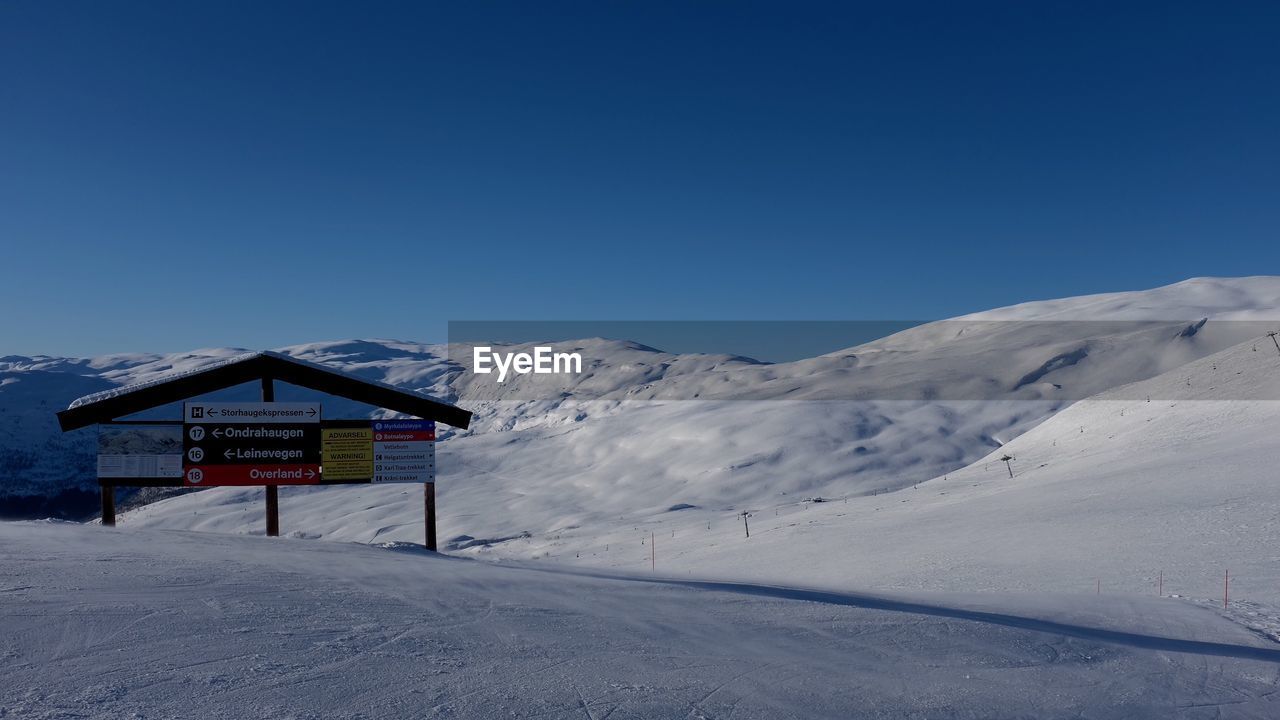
3,276,1280,520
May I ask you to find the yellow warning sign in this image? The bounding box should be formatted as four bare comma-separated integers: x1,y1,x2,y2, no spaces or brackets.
321,427,374,481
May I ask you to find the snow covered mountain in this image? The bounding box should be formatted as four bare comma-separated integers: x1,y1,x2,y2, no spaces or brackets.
4,276,1280,537
462,333,1280,606
124,323,1280,607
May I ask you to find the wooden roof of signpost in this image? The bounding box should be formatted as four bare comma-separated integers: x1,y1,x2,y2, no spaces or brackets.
57,350,471,431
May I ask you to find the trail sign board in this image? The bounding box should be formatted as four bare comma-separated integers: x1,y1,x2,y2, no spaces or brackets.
313,419,436,483
183,402,321,486
60,350,470,547
372,419,436,483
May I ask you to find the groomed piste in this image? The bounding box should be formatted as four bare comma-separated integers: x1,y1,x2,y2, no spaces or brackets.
4,521,1280,719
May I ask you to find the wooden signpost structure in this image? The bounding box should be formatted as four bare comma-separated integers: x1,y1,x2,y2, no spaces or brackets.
56,351,472,551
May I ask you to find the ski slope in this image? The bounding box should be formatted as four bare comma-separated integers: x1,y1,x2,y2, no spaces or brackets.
478,332,1280,613
5,275,1280,611
125,329,1280,617
4,521,1280,719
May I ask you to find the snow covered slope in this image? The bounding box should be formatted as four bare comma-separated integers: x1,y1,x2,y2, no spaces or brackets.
118,279,1280,569
5,520,1280,719
414,332,1280,612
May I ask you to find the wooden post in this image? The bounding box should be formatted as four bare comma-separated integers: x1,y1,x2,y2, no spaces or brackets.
100,484,116,526
262,377,280,538
424,481,437,551
265,486,280,537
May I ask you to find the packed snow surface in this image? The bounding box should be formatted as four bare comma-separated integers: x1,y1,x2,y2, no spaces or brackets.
5,521,1280,719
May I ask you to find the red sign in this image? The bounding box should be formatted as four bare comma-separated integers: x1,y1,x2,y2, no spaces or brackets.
183,464,320,486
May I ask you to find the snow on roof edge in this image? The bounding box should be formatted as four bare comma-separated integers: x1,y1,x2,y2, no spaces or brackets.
66,350,436,410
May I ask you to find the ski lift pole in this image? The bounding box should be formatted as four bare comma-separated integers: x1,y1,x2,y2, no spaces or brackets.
1000,455,1014,478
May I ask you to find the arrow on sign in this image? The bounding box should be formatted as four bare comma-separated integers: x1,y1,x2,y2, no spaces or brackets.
305,469,316,479
307,408,318,417
224,449,234,460
212,428,223,438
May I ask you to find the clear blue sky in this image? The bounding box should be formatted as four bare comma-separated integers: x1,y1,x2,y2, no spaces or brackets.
2,1,1277,357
